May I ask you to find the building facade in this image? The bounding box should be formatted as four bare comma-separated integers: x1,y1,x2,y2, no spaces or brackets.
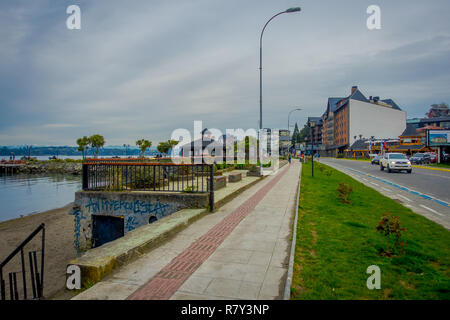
321,86,406,156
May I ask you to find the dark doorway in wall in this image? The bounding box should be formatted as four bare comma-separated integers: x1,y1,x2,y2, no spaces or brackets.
92,215,124,248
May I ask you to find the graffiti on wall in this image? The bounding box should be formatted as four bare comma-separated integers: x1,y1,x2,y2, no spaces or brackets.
71,196,181,251
70,207,86,253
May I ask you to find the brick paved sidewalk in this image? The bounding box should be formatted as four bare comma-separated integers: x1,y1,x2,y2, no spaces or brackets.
73,162,301,300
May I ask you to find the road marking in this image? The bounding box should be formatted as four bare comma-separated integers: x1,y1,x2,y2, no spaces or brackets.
419,205,444,216
323,160,450,208
369,182,379,186
362,178,368,182
397,194,412,202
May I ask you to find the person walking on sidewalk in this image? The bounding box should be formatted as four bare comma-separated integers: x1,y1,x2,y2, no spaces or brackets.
288,154,292,164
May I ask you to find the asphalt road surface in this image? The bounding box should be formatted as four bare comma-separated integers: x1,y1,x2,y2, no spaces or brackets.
320,158,450,230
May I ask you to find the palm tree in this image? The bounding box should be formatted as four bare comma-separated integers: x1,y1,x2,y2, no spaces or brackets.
89,134,105,158
76,136,90,160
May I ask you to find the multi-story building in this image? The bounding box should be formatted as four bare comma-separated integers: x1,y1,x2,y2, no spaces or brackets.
320,86,406,156
264,128,291,155
306,117,323,152
407,116,450,129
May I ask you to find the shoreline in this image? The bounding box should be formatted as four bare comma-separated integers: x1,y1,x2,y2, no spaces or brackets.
0,202,77,300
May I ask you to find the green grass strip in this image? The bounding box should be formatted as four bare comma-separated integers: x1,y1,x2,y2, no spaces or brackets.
291,161,450,300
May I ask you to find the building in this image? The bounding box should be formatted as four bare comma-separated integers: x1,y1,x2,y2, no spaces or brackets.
321,86,406,156
264,128,290,155
306,117,323,152
407,116,450,130
345,123,434,158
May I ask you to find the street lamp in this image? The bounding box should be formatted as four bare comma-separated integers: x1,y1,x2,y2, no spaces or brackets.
288,108,302,135
309,120,316,177
259,7,301,175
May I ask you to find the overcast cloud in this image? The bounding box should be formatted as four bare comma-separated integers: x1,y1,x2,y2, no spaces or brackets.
0,0,449,146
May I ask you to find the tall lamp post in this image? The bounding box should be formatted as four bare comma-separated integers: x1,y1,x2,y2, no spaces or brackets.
309,120,316,177
259,7,301,175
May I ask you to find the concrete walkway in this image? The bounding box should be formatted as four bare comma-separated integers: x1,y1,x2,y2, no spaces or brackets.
73,162,301,300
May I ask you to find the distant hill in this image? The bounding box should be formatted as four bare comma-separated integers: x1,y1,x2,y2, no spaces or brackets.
0,146,159,156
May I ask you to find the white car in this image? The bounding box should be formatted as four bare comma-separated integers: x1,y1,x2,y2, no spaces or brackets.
380,153,412,173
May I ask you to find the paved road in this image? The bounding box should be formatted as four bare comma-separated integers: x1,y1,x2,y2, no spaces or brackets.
321,158,450,230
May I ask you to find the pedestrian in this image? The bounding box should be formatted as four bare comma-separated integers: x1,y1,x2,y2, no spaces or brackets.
288,154,292,164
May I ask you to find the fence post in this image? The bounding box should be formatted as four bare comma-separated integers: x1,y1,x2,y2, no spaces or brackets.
82,163,88,190
209,164,214,212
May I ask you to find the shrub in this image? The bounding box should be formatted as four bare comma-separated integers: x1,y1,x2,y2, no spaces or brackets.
337,183,353,204
337,153,344,158
376,213,407,257
183,186,197,193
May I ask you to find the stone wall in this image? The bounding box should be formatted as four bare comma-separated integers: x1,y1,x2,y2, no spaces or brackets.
18,161,82,174
70,191,209,251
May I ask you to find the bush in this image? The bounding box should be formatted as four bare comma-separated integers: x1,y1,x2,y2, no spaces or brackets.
376,213,407,257
183,186,197,193
337,153,344,158
337,182,353,203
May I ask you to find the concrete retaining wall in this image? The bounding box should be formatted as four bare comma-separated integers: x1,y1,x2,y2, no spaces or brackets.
70,191,208,251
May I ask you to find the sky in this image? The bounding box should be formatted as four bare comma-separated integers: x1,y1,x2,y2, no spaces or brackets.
0,0,449,146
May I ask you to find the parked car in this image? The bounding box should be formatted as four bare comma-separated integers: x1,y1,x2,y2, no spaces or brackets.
371,155,382,165
409,153,431,164
424,152,437,163
380,153,412,173
443,151,450,163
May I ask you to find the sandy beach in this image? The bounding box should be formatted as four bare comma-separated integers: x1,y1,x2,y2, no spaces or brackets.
0,203,77,300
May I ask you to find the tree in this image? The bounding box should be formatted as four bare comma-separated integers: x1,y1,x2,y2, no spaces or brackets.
297,124,309,143
157,140,178,155
89,134,105,157
76,136,90,159
426,103,449,118
136,139,152,157
291,123,300,145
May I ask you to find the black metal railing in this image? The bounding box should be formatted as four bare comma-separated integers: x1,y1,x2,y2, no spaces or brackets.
82,162,215,211
0,224,45,300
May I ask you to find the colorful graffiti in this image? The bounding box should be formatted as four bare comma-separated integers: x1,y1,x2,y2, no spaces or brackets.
70,207,86,254
85,198,174,216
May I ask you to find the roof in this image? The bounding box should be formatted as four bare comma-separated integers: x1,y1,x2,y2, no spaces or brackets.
327,97,344,113
307,117,323,125
328,88,403,115
400,124,420,137
389,144,429,151
420,115,450,123
380,99,402,111
349,139,368,150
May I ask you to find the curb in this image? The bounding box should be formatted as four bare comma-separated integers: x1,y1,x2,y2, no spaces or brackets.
412,165,450,172
283,163,302,300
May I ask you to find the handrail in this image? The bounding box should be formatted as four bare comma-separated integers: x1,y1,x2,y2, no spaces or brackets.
0,223,45,300
0,224,44,268
82,162,213,166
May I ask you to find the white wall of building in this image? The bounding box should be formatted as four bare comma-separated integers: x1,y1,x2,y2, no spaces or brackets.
349,99,406,146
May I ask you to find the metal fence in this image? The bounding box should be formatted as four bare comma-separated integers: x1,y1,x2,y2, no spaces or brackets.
0,224,45,300
82,162,215,210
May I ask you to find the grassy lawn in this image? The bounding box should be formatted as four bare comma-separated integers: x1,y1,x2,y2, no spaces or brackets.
291,161,450,300
427,163,450,169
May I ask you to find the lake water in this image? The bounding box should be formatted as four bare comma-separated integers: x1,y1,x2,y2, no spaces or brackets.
0,173,81,222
